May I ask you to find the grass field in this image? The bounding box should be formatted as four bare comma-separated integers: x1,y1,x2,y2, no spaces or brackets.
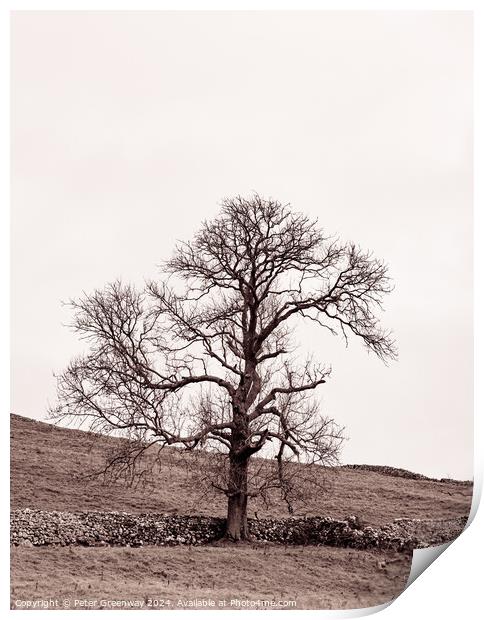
11,545,412,610
10,414,472,610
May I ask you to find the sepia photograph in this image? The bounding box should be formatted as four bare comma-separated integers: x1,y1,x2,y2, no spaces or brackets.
10,10,473,611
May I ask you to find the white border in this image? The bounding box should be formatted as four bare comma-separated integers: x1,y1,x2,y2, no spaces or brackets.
3,3,481,618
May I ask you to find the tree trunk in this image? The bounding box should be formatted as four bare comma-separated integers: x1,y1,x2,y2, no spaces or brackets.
225,456,249,541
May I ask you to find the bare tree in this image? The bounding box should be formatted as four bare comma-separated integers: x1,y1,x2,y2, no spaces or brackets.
51,195,396,540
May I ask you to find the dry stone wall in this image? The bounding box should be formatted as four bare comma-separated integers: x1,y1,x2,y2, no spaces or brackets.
342,464,473,485
11,509,467,552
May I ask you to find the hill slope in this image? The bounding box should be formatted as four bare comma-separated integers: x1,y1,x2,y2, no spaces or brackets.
10,414,472,526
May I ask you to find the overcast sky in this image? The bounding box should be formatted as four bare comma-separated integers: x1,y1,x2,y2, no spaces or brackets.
11,11,473,479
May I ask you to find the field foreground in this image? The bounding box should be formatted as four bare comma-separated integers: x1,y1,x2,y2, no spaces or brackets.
11,544,412,611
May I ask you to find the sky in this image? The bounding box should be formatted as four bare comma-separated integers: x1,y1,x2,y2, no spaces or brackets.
11,11,473,479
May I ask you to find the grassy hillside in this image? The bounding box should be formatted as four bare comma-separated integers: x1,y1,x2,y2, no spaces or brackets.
10,413,472,610
10,414,472,526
